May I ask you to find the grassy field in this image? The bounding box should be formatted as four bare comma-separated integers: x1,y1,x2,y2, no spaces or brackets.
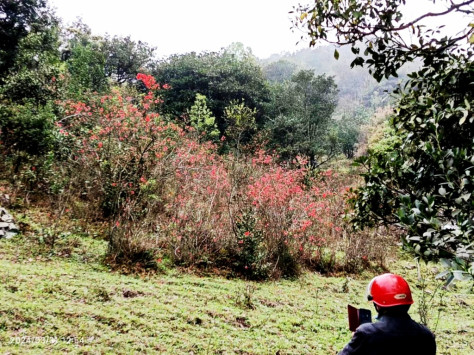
0,232,472,354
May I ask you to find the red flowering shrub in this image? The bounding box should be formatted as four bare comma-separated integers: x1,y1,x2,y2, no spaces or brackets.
41,73,392,277
55,75,175,261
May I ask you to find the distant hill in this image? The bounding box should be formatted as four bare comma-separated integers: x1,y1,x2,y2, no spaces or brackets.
260,45,420,118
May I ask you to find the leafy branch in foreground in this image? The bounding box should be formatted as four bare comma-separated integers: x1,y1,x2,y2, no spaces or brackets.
294,0,473,283
293,0,474,81
350,55,473,281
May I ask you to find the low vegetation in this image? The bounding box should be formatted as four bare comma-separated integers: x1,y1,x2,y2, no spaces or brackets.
0,231,472,354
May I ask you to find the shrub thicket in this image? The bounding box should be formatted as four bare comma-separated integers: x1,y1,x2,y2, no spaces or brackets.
1,73,394,279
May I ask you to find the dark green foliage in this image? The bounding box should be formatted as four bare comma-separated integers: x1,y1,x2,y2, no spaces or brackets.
61,24,154,94
261,46,410,114
266,70,339,164
61,23,153,93
261,46,409,157
0,101,56,158
153,52,209,118
103,35,154,84
351,55,473,276
296,0,474,280
0,0,55,81
293,0,473,82
233,212,270,280
67,43,107,95
153,45,270,132
335,119,360,159
0,1,61,174
0,0,61,167
1,9,61,105
334,107,372,159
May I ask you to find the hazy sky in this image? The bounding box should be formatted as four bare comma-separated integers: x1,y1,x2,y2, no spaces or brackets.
48,0,471,59
49,0,305,59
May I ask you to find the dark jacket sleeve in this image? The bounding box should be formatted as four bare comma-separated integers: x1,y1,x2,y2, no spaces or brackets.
338,325,373,355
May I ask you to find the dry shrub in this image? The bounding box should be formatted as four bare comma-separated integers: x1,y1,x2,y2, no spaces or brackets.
340,226,396,273
106,221,159,272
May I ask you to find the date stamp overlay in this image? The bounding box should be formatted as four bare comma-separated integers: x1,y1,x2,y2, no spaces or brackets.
7,336,95,346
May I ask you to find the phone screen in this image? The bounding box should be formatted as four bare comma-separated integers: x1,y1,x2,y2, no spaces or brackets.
358,308,372,325
347,305,372,331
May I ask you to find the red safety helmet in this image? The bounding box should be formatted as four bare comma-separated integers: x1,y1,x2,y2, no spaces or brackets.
366,273,414,307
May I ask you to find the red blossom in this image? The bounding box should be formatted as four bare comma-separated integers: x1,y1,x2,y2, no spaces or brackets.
136,73,159,90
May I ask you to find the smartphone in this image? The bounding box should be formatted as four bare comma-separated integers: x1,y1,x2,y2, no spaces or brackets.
347,304,372,331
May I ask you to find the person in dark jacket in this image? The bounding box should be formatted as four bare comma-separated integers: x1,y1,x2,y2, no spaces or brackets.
339,273,436,355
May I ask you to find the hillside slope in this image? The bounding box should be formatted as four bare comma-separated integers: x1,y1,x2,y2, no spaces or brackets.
0,234,472,354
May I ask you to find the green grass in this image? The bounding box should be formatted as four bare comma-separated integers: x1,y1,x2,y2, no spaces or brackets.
0,234,472,354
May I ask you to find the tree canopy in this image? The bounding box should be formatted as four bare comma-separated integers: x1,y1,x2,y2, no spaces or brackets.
152,45,270,133
62,22,108,96
0,0,58,81
293,0,474,81
266,70,338,164
103,35,154,84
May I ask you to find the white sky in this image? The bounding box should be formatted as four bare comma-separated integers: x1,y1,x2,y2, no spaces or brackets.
49,0,306,59
48,0,471,59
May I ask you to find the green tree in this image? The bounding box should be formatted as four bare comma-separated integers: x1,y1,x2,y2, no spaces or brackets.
1,27,61,105
266,70,338,165
0,0,61,104
188,93,219,142
62,21,108,96
334,107,372,159
0,0,54,81
294,0,474,280
0,0,61,172
223,100,257,153
0,101,56,157
153,45,270,133
103,35,154,84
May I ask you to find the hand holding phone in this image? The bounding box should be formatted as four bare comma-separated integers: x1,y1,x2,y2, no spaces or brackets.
347,304,372,331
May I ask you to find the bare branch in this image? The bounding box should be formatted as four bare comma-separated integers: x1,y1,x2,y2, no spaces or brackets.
397,0,474,31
